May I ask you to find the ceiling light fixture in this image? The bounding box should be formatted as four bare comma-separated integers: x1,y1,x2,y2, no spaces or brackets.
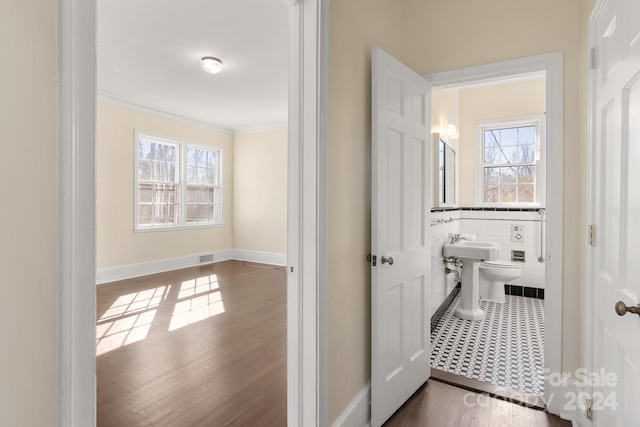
200,56,223,74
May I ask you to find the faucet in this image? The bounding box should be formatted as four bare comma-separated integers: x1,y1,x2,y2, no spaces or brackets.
449,233,465,244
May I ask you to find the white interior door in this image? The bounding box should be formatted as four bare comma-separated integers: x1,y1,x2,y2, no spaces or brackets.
591,0,640,425
371,47,431,427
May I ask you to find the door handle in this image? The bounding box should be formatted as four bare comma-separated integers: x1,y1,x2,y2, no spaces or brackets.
381,256,394,265
615,301,640,317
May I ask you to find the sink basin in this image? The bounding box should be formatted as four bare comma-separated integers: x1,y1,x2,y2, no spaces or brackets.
443,240,499,260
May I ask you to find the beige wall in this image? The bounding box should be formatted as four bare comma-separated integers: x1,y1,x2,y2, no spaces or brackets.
0,1,58,424
97,102,234,269
458,78,546,206
232,129,287,254
328,0,405,421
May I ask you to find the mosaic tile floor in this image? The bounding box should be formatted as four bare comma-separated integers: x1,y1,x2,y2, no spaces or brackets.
430,293,545,396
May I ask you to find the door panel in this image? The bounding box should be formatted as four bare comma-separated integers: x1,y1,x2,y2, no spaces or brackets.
591,0,640,424
371,47,431,427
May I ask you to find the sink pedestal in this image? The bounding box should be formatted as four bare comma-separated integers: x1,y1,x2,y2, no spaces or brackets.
455,258,484,321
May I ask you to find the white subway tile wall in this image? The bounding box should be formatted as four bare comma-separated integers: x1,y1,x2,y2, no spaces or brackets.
460,210,545,289
430,209,546,317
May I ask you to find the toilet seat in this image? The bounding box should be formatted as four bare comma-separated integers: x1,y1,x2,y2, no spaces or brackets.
480,260,521,270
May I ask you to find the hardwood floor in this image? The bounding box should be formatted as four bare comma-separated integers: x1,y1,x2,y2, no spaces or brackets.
96,260,287,426
97,260,570,426
384,378,571,427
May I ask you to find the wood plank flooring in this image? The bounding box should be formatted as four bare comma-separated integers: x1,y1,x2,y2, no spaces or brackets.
96,260,287,426
384,378,571,427
97,260,571,427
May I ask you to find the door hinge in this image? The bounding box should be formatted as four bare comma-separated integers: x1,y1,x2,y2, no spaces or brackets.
586,397,593,420
367,254,377,266
590,47,598,69
588,225,595,246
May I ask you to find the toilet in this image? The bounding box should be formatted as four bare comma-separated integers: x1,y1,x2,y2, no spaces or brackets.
478,261,522,303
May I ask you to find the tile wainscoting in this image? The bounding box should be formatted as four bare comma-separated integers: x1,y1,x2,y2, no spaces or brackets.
430,207,546,318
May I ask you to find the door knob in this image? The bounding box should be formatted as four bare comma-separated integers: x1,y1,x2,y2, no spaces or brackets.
381,256,394,265
615,301,640,317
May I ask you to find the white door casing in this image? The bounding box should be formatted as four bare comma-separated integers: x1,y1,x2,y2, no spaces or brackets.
371,47,432,427
589,0,640,424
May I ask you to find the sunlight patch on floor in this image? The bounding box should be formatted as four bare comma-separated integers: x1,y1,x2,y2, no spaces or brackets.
96,285,169,356
169,274,225,331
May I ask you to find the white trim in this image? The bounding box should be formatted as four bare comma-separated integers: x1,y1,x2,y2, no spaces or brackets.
425,51,564,414
232,250,287,266
331,382,371,427
99,93,288,136
58,0,97,425
98,93,234,134
287,0,329,425
233,122,289,135
95,250,233,285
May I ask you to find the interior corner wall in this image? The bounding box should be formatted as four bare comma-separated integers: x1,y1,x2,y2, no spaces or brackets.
232,129,287,255
328,0,405,422
403,0,583,375
431,88,460,207
96,102,233,270
0,0,58,424
458,79,546,206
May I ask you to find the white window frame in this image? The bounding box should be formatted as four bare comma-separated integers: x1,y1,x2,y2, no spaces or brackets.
475,115,546,207
134,131,224,231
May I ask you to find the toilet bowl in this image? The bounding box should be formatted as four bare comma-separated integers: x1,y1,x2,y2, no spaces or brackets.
478,261,522,303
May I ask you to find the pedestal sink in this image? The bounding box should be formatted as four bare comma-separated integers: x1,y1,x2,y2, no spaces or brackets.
443,240,499,320
443,240,498,261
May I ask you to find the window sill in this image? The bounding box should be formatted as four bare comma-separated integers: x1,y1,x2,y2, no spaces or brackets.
134,223,225,233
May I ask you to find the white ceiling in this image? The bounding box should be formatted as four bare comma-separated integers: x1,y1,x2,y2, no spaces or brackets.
97,0,289,133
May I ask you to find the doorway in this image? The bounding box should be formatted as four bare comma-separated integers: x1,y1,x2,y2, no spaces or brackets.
425,53,563,407
58,0,327,425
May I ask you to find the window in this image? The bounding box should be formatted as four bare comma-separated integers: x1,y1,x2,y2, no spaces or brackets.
477,117,545,206
136,132,222,230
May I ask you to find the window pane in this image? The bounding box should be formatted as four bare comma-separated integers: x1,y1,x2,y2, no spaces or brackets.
139,184,153,203
186,186,198,204
500,166,517,184
518,126,535,145
139,205,152,225
186,147,196,166
500,185,517,202
484,185,499,202
197,167,208,185
166,145,176,162
153,143,166,162
500,127,517,146
518,144,535,163
518,165,536,183
139,140,152,160
519,184,534,202
207,151,216,168
484,167,499,185
485,130,499,148
200,188,213,203
206,168,216,185
186,166,197,183
186,205,198,223
138,160,152,180
198,205,210,222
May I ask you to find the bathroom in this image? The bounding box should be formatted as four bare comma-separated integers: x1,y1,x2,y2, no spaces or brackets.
429,73,547,399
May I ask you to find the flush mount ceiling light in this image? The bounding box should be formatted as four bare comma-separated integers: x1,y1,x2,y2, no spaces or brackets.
200,56,223,74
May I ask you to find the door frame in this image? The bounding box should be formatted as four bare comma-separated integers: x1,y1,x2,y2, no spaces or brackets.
57,0,329,425
425,52,564,412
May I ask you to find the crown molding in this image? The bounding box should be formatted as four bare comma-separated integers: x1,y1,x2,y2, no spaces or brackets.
233,122,288,135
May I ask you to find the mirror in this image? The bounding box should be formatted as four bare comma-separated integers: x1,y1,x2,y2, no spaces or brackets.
433,134,456,206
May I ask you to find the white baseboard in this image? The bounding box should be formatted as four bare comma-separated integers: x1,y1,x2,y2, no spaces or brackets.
96,250,232,285
332,381,371,427
96,249,286,285
231,249,287,266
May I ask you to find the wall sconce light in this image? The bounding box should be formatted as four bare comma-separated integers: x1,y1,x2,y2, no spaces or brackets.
201,56,223,74
445,124,459,139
